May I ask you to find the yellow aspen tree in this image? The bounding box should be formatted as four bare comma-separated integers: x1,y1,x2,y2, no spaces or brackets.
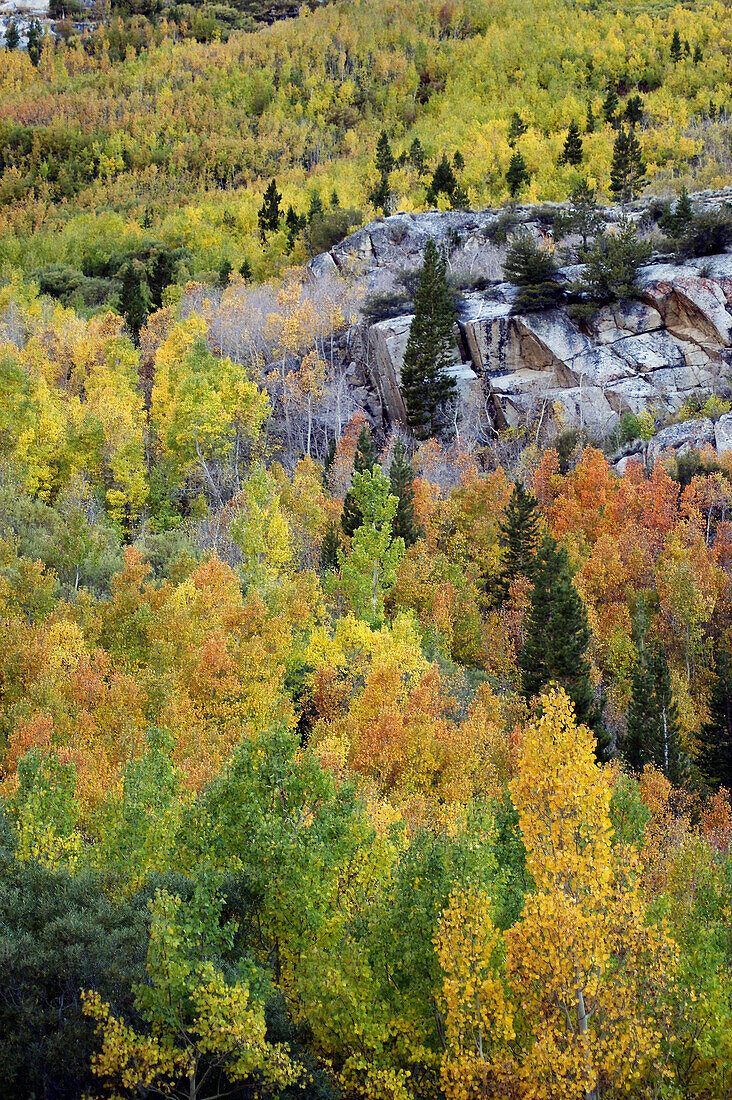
506,689,677,1100
435,887,515,1100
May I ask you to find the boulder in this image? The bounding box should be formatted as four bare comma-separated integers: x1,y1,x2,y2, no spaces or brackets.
647,418,715,461
715,413,732,454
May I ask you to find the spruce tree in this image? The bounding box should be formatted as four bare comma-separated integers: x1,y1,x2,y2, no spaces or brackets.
653,646,684,784
697,649,732,789
670,28,682,62
585,101,596,134
218,258,232,287
409,138,426,175
320,520,341,572
375,130,395,177
624,94,644,128
602,84,619,126
258,179,281,239
5,21,19,48
239,258,252,281
506,152,530,198
519,533,601,738
389,439,422,546
285,204,301,248
503,233,562,311
120,261,152,343
507,112,528,147
624,642,683,782
426,154,458,205
496,480,541,598
453,150,465,171
27,19,42,66
694,44,703,63
568,178,603,251
664,186,694,238
609,126,646,203
401,239,457,439
559,120,584,167
341,427,377,536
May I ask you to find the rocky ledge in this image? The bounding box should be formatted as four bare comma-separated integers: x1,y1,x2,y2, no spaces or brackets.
308,195,732,441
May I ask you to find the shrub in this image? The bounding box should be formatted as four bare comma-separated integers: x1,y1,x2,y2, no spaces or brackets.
503,233,562,311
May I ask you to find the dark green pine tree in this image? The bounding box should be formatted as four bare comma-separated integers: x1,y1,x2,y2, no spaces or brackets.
389,439,422,546
426,154,458,205
5,20,19,48
375,130,395,177
120,261,152,344
505,151,530,198
453,150,465,171
409,137,426,175
503,233,562,311
507,111,528,147
693,44,703,64
624,94,644,128
285,204,301,249
624,643,683,782
559,120,584,166
218,258,232,287
496,480,541,599
27,19,42,66
585,101,596,134
609,126,646,203
519,533,602,741
668,186,694,237
341,426,377,535
697,649,732,790
602,84,619,126
401,239,457,439
239,258,252,281
258,179,282,240
670,28,682,62
320,519,341,572
652,646,684,785
625,644,658,772
569,178,603,250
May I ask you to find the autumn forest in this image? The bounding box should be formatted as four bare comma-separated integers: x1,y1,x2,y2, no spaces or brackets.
4,0,732,1097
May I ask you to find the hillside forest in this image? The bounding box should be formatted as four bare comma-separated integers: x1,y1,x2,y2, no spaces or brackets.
6,0,732,1098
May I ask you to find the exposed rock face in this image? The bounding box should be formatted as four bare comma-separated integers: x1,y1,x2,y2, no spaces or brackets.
307,194,732,438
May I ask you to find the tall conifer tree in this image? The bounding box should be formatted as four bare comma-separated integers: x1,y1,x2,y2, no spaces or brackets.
389,440,421,546
519,533,603,747
496,480,541,598
697,649,732,789
559,120,584,166
401,239,457,439
341,426,377,536
610,127,646,203
625,642,683,782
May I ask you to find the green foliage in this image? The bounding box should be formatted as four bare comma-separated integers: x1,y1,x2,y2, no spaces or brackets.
519,532,602,744
388,439,422,547
258,179,282,239
338,464,405,625
625,642,684,783
341,426,377,536
496,479,541,599
609,126,646,203
401,238,457,439
572,218,652,306
559,119,583,167
507,111,528,148
506,150,530,198
696,648,732,790
503,232,562,311
0,824,148,1100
